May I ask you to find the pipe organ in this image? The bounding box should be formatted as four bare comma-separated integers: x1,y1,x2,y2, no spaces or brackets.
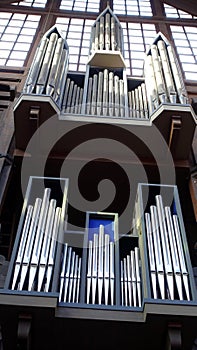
5,177,196,309
20,6,190,122
90,11,122,53
144,37,188,115
8,3,196,311
2,5,196,349
23,26,69,108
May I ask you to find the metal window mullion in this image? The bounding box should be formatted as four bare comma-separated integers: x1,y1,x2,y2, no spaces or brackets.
5,13,27,65
72,0,75,11
184,26,197,65
137,0,141,16
77,19,85,70
126,22,133,76
141,23,147,62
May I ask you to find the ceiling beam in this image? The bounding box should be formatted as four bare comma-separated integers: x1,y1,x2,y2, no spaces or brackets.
162,0,197,16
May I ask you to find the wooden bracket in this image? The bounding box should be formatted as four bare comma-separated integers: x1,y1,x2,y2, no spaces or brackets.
168,116,182,156
29,106,40,135
17,314,32,350
166,323,182,350
29,106,40,121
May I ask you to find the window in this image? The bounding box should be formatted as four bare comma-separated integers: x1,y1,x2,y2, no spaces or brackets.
56,17,94,72
164,4,193,18
114,0,153,16
60,0,100,13
0,12,41,67
12,0,47,7
121,22,157,76
171,25,197,80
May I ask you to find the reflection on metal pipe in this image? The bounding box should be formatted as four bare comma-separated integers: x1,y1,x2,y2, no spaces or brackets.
151,44,167,103
91,9,123,53
120,247,142,307
128,83,149,119
145,194,191,301
25,37,49,94
144,36,188,112
97,71,103,115
157,40,176,103
167,45,188,104
24,27,68,106
11,186,62,293
36,33,58,95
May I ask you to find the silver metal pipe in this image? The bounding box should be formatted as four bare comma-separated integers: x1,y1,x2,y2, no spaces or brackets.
99,16,104,50
76,257,81,303
103,69,108,116
86,77,93,115
127,255,132,307
110,241,115,305
62,77,71,112
165,206,183,300
104,233,110,305
155,195,174,300
145,212,157,299
25,36,49,94
74,86,81,114
167,45,188,104
46,37,64,96
115,22,121,51
111,16,116,51
91,74,98,115
132,90,136,118
128,91,133,118
63,246,72,302
95,22,99,51
54,49,68,105
98,225,104,304
65,80,74,113
173,215,190,300
144,55,159,114
120,260,124,306
97,71,103,115
72,254,79,303
70,84,77,113
28,189,52,291
135,247,141,307
141,83,149,119
157,40,176,103
86,240,93,304
138,85,144,118
78,88,84,114
18,197,42,291
37,198,57,292
114,75,120,117
91,26,95,53
135,87,140,118
12,205,33,290
130,250,137,307
36,32,58,94
92,233,98,304
123,258,128,306
44,207,61,292
59,243,68,302
151,44,167,103
119,79,125,117
109,71,114,116
68,251,75,302
150,205,165,299
105,13,110,50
